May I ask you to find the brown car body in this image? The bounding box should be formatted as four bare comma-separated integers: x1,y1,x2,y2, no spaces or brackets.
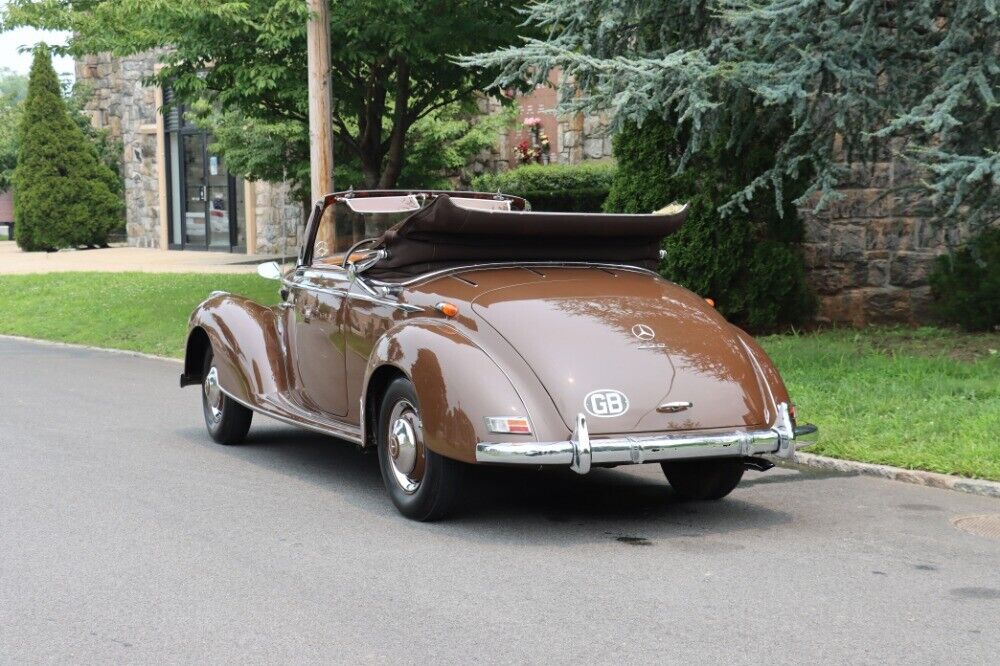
182,190,816,516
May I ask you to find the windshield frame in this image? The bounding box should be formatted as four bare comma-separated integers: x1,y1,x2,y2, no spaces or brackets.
298,190,528,268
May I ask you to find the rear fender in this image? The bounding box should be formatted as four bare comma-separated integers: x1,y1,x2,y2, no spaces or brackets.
363,321,532,464
731,326,791,422
182,293,289,406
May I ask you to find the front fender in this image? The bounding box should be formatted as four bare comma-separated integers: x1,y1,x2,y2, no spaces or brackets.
363,321,533,464
183,293,288,407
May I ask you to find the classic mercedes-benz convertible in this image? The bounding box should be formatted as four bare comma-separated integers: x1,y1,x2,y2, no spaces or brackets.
181,189,817,520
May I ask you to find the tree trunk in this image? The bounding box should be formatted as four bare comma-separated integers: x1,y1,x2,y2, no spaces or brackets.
378,59,411,189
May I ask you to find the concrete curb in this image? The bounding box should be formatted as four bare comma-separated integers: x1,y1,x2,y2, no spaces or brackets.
0,334,182,364
792,451,1000,499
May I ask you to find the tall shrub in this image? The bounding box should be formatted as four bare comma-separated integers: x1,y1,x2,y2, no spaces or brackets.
928,228,1000,332
604,116,815,329
472,162,616,212
13,47,121,251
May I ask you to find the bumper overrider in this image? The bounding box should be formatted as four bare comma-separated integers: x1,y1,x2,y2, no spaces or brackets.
476,402,818,474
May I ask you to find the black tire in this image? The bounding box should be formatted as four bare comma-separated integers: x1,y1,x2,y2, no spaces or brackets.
201,347,253,445
377,377,464,521
661,458,745,501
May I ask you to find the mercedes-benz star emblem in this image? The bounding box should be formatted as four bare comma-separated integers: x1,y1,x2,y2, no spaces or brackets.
631,324,655,341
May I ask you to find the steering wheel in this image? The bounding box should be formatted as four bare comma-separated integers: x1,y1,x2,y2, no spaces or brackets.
342,238,382,270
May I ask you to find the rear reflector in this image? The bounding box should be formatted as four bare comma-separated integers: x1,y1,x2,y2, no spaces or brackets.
485,416,532,435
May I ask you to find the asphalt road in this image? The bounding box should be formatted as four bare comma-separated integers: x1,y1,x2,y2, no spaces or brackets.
2,337,999,664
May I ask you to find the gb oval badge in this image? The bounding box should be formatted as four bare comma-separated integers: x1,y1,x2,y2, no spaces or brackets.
583,389,630,418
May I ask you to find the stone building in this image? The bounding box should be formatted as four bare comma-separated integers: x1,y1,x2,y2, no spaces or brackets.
75,52,300,256
74,55,610,256
76,52,956,325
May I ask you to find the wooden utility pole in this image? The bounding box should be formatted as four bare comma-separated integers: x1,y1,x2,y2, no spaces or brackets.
306,0,334,205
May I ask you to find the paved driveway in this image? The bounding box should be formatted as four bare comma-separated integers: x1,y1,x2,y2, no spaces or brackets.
0,240,279,274
1,337,998,664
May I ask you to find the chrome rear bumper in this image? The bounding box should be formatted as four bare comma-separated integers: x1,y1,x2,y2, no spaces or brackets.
475,402,818,474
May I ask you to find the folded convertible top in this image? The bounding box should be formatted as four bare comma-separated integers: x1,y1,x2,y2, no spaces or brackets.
368,195,687,280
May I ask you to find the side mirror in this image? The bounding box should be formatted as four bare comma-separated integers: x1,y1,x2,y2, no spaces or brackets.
256,261,282,281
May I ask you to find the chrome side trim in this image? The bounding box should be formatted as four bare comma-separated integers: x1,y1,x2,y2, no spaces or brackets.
475,402,818,473
220,387,363,445
284,274,423,313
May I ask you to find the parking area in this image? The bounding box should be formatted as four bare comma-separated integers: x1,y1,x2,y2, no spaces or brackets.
2,336,999,662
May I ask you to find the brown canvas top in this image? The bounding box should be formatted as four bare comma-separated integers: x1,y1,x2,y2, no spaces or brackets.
368,195,687,280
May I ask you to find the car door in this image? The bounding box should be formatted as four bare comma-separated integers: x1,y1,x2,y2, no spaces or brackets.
287,266,350,417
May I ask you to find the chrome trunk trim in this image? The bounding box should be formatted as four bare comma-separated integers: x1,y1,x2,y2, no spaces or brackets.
475,402,818,474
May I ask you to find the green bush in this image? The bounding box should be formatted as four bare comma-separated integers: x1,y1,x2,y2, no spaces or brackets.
604,116,816,329
472,162,617,212
13,48,122,251
928,227,1000,331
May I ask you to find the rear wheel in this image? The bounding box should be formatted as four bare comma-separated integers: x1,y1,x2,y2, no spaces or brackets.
377,378,463,521
661,458,744,501
201,348,253,445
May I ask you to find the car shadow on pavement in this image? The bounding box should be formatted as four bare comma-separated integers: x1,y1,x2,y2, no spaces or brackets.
185,421,848,543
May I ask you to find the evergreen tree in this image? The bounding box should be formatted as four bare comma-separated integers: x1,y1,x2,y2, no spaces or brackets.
605,116,816,328
465,1,1000,228
13,47,122,251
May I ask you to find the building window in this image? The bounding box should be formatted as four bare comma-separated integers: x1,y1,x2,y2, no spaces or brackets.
164,93,245,251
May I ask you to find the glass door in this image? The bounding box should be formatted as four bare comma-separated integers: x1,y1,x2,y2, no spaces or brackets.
183,134,207,247
206,146,232,249
175,132,240,251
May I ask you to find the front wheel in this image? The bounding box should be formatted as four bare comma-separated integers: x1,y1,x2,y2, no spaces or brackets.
661,458,744,501
201,347,253,445
377,378,464,521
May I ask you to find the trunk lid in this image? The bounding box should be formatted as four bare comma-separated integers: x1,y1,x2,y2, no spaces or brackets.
471,269,769,435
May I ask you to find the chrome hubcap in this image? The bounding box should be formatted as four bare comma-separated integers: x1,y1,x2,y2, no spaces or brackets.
204,366,223,422
387,400,422,494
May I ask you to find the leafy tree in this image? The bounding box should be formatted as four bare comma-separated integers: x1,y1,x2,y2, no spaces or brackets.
190,97,516,202
465,1,1000,228
0,68,29,191
0,67,28,101
13,47,122,250
4,0,535,194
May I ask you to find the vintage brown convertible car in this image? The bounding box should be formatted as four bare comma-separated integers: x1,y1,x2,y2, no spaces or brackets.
181,190,817,520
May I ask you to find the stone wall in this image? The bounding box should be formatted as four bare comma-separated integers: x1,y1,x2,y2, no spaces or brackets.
76,52,163,248
557,111,613,164
799,161,971,325
253,181,303,257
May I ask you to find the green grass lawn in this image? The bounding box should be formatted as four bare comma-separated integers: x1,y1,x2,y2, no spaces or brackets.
760,328,1000,481
1,272,997,480
0,272,279,358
